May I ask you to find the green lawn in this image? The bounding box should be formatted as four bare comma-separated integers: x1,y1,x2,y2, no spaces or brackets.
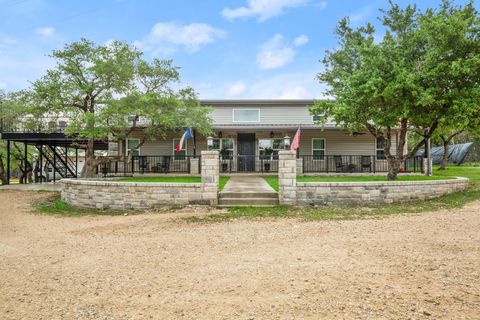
433,166,480,187
110,176,230,190
117,176,202,183
297,175,455,183
219,176,229,192
263,176,279,191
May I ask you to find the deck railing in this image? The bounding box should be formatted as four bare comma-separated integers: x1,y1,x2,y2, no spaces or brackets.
219,155,279,173
98,155,200,176
301,155,423,173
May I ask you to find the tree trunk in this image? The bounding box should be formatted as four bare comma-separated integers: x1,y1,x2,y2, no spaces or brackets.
0,157,7,185
438,140,449,170
387,158,402,181
81,138,100,178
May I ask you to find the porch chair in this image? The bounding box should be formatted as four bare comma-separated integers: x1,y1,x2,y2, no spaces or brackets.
156,156,171,173
334,155,350,172
361,156,372,172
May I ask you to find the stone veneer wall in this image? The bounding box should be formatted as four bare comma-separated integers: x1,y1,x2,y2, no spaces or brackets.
296,178,469,206
61,150,219,209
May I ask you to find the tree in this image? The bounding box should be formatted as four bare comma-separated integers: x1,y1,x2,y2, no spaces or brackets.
311,1,480,180
28,39,212,177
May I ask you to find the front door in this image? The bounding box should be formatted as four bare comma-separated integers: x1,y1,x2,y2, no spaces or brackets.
237,133,256,172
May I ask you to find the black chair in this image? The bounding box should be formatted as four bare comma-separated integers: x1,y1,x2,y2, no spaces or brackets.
361,156,372,172
139,157,149,173
157,156,170,173
334,155,349,172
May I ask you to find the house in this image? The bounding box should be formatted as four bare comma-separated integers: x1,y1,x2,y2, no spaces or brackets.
0,99,422,183
116,100,419,175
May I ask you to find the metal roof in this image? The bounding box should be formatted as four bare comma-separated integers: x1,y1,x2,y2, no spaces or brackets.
200,99,315,106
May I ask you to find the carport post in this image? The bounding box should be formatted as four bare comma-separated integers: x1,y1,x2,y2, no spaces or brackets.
6,140,10,185
39,145,43,184
53,145,56,183
24,142,28,184
75,148,78,177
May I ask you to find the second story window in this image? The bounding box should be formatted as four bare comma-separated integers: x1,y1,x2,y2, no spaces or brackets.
233,109,260,122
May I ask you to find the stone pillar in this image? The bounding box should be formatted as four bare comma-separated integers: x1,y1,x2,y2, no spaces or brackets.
296,157,303,175
278,150,297,205
190,157,199,175
201,150,219,205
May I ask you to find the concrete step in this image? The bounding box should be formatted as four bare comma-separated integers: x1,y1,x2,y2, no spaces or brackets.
218,197,279,206
219,192,278,199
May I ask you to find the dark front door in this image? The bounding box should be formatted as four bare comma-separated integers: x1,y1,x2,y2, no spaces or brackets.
237,133,256,172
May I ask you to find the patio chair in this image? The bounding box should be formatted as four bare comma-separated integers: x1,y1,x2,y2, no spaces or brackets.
334,155,350,172
139,157,149,172
361,156,372,172
156,156,170,173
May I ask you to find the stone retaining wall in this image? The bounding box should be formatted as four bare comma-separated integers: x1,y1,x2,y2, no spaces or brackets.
61,179,215,209
61,150,220,210
296,178,469,206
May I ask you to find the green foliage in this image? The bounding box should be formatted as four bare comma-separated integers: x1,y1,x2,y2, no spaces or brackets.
311,1,480,176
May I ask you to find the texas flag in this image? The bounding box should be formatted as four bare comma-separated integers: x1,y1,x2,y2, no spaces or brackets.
290,127,301,151
176,127,193,153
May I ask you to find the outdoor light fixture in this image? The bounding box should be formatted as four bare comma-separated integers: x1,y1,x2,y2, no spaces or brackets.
283,135,291,150
218,131,223,138
207,136,214,150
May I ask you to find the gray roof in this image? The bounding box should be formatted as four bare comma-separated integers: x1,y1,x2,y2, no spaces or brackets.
200,99,315,107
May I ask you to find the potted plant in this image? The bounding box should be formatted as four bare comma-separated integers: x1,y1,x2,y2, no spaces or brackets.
263,147,273,171
220,147,230,172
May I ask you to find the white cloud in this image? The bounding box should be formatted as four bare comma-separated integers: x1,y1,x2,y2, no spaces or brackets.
315,1,327,10
222,0,310,22
278,85,311,99
197,72,327,99
257,34,308,70
227,81,247,97
135,21,226,55
293,34,309,47
35,27,55,37
349,5,374,23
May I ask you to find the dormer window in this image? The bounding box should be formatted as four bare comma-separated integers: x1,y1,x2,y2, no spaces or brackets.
233,109,260,122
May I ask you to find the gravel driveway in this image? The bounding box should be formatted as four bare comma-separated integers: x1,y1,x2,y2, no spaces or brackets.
0,191,479,319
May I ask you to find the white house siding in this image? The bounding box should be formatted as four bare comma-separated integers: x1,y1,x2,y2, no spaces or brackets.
123,128,398,157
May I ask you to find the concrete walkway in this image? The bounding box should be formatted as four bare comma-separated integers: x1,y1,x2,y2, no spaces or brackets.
219,176,278,206
221,176,276,193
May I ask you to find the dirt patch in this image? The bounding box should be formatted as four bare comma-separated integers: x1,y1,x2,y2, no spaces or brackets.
0,191,479,319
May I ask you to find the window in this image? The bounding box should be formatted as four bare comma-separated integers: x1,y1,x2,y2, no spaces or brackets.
126,139,140,156
312,138,325,160
259,139,283,160
233,109,260,122
376,138,386,160
312,114,321,122
211,138,234,160
173,138,187,160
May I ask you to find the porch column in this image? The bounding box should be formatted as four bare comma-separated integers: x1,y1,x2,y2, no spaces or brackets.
278,150,297,205
201,150,219,205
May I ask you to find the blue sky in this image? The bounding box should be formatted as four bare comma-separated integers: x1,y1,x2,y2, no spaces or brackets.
0,0,477,98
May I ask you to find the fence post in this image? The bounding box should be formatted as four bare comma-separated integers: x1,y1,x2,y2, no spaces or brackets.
201,150,219,205
278,150,297,205
190,157,199,175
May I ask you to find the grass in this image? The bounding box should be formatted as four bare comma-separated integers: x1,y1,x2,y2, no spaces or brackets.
433,166,480,187
262,176,279,191
297,175,455,183
36,194,129,217
117,176,201,183
183,189,480,223
219,176,229,192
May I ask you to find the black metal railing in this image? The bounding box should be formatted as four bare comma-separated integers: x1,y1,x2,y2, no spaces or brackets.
219,155,279,173
97,155,201,176
301,155,423,173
